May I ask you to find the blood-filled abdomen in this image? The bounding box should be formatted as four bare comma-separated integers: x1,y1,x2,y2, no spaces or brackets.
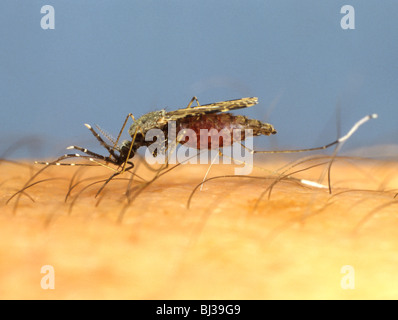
175,113,277,149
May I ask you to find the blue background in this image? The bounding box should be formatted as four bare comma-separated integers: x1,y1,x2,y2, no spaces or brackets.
1,0,397,159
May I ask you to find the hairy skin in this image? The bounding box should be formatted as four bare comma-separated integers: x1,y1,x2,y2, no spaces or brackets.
1,157,398,299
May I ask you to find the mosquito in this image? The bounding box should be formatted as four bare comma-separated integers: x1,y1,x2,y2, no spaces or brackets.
34,97,273,175
31,97,377,196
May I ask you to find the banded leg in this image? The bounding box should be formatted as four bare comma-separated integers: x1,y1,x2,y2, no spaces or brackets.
35,153,112,166
241,114,378,155
66,145,114,162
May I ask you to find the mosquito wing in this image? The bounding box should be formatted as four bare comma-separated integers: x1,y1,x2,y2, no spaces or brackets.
164,97,259,121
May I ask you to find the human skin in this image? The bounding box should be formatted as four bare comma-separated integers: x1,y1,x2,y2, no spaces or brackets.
1,156,398,299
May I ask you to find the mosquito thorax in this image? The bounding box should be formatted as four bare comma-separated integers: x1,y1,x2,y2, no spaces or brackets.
128,110,166,137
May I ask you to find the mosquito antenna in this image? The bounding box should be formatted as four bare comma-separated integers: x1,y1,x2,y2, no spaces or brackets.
95,124,117,146
84,123,119,159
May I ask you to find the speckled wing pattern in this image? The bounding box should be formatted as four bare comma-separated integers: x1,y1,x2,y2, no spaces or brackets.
164,97,259,121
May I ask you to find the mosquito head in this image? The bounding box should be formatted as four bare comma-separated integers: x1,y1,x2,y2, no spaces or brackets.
119,139,135,161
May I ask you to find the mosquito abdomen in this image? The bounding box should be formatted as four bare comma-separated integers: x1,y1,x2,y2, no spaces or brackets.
176,113,277,149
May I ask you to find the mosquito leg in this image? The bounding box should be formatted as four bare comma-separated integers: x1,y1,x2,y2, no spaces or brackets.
186,96,201,109
35,152,117,166
199,150,221,191
237,114,377,195
66,145,113,161
35,153,94,166
120,124,139,173
158,127,188,173
242,113,378,154
114,113,136,149
110,113,143,173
